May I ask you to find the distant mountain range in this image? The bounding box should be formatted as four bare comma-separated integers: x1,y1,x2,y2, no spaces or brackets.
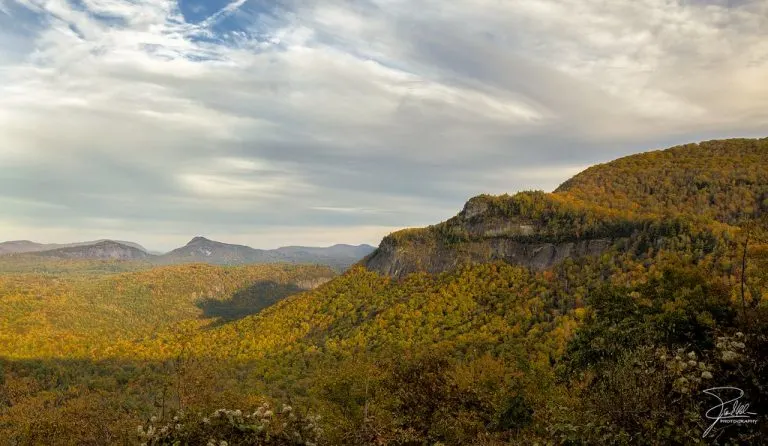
0,237,376,270
35,240,153,260
158,237,375,269
0,239,153,255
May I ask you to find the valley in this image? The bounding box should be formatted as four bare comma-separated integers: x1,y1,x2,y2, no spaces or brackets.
0,138,766,445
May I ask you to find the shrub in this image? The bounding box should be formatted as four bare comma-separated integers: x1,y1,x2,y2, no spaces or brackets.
137,402,322,446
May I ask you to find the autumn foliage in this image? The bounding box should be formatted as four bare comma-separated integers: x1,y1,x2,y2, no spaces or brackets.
1,138,768,444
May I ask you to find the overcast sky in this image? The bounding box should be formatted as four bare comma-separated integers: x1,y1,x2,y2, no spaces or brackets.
0,0,767,251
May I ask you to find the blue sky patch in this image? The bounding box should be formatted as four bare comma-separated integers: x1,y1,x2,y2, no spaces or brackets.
0,1,48,38
178,0,235,24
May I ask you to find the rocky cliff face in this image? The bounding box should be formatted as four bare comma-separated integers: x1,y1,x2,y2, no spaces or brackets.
363,195,620,279
295,276,334,290
364,233,615,278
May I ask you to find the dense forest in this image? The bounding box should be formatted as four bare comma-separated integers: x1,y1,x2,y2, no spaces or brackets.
1,138,767,445
556,138,768,224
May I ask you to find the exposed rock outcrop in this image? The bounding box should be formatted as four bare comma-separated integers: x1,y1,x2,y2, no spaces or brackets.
364,234,615,279
363,194,621,278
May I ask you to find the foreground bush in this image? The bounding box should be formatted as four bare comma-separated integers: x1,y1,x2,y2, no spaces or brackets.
137,402,322,446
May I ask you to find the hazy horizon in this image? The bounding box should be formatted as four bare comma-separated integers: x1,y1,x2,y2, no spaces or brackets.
0,233,380,253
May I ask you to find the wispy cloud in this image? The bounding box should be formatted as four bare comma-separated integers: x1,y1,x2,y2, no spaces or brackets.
0,0,766,250
199,0,249,28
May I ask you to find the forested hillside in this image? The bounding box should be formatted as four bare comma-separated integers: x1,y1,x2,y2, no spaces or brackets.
0,263,335,359
364,138,765,279
0,255,152,275
556,138,768,224
1,138,767,445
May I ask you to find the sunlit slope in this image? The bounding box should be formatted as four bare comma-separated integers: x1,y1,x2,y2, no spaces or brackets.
129,259,623,367
146,139,768,365
0,263,335,359
555,137,768,223
363,138,766,278
0,255,153,275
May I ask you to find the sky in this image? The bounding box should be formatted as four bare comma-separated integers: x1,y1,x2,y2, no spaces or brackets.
0,0,767,252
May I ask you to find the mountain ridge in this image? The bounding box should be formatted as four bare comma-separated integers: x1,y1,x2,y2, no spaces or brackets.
158,237,277,265
363,138,765,278
0,239,152,255
1,236,375,270
35,240,152,260
159,237,376,270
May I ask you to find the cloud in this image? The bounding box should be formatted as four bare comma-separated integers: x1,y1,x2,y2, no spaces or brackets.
0,0,766,250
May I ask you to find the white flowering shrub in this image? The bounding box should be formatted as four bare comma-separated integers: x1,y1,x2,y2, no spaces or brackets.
137,402,322,446
659,332,748,394
658,347,715,395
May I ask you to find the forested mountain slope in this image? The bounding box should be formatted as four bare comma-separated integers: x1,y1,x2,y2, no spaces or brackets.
364,138,764,278
0,263,335,359
556,138,768,224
